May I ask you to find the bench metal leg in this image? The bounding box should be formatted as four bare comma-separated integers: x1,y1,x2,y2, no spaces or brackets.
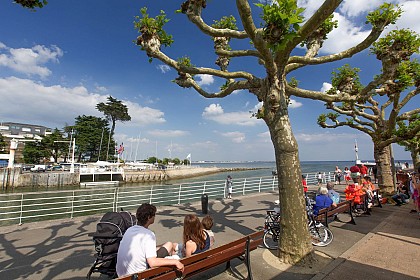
245,237,253,280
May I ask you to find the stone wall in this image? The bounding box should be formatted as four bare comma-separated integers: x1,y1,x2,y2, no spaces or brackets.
0,168,79,189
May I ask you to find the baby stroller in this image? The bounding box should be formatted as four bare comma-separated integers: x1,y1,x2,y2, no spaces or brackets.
87,210,136,279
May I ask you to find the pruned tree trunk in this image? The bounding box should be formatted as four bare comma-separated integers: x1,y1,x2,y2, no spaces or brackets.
264,80,313,264
410,146,419,170
374,145,394,194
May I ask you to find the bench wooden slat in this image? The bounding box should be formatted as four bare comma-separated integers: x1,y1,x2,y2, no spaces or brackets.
315,200,355,227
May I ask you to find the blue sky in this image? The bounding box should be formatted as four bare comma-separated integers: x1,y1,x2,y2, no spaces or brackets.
0,0,418,162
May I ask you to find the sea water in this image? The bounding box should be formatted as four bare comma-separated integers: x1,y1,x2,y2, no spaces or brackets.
166,161,356,184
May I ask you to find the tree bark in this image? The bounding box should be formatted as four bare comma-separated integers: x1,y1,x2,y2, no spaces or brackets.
411,146,419,170
264,79,313,264
374,145,394,194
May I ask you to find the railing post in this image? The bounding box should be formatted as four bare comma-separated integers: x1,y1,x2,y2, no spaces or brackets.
70,190,75,219
203,182,206,194
178,184,182,205
114,187,118,212
19,193,24,225
149,186,153,204
259,178,262,192
272,176,276,191
243,178,246,195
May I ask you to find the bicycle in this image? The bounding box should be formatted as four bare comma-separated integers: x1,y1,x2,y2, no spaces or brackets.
262,196,333,249
305,196,334,247
263,209,281,249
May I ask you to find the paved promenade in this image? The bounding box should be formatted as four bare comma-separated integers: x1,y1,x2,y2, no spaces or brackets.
0,186,419,280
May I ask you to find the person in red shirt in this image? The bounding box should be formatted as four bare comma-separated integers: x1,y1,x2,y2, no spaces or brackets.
360,164,368,176
302,175,308,193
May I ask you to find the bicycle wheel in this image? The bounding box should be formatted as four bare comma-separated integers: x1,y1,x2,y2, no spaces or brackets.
263,226,280,250
310,224,333,247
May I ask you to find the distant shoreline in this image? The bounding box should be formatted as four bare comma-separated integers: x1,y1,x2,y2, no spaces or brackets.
165,167,267,180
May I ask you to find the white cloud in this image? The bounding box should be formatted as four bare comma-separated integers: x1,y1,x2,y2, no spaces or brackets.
320,82,332,93
147,129,189,137
202,104,224,115
195,74,214,86
123,100,166,126
394,1,420,33
0,76,165,129
220,131,246,143
289,99,303,109
0,43,63,78
297,1,420,54
320,13,370,54
339,0,384,17
157,64,171,73
202,103,262,126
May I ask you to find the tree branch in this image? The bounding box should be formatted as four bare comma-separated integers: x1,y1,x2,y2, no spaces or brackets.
285,84,356,103
286,24,386,73
276,0,343,67
236,0,275,72
183,1,249,39
189,79,256,98
215,49,262,59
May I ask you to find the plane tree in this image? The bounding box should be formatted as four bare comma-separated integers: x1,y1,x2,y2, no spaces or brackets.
134,0,401,264
397,115,420,169
318,29,420,194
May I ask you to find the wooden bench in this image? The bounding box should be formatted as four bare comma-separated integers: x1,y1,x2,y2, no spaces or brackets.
118,230,264,280
316,200,356,227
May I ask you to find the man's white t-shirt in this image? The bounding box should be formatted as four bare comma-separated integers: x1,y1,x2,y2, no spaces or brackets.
116,225,157,277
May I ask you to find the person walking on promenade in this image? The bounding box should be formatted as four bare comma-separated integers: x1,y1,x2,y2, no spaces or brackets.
116,203,184,277
317,172,323,186
344,167,351,184
226,175,233,199
334,166,342,184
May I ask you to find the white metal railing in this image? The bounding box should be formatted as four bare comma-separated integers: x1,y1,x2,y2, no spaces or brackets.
0,175,280,226
0,172,334,226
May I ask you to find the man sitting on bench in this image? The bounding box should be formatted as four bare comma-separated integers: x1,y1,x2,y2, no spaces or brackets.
116,203,184,278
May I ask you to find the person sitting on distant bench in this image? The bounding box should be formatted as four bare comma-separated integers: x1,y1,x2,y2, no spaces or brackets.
391,182,409,206
345,166,365,206
313,186,337,216
326,182,340,204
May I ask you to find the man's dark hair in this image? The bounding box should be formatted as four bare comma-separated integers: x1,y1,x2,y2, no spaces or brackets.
136,203,156,226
